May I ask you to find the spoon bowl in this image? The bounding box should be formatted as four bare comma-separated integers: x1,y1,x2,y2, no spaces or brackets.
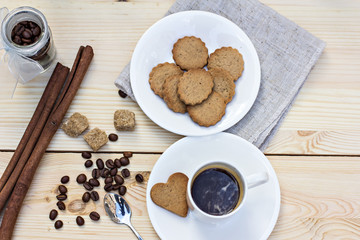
104,193,143,240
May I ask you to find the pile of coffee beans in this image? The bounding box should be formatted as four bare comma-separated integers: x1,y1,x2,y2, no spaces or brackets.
11,21,42,46
49,151,145,230
81,152,136,197
50,173,102,229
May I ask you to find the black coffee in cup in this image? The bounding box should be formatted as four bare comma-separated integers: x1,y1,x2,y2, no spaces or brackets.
191,165,243,216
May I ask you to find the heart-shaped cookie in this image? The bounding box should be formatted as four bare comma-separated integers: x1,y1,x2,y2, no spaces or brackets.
150,172,189,217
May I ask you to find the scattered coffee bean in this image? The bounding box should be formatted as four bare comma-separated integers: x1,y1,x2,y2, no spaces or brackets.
89,211,100,221
49,209,58,220
92,168,100,179
121,168,130,178
56,194,67,201
54,220,63,229
100,168,110,178
60,176,70,184
118,89,127,98
89,178,100,187
112,184,121,190
114,175,124,185
105,159,115,169
119,186,127,196
83,182,94,191
120,157,130,166
82,192,91,203
84,160,93,168
76,216,85,226
110,168,118,176
114,158,121,168
123,152,133,158
105,177,113,184
76,174,87,184
57,201,66,210
90,191,99,201
81,151,92,159
135,173,144,183
104,183,113,192
58,185,67,194
96,158,104,170
108,133,118,142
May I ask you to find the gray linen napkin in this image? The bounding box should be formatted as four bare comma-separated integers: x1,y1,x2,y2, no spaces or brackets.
115,0,325,151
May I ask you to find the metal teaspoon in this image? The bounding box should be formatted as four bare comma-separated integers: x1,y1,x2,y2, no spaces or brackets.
104,192,143,240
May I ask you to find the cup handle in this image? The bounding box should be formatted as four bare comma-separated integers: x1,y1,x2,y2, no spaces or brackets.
246,172,269,189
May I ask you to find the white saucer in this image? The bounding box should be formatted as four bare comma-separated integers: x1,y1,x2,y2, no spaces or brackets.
130,11,261,136
146,133,281,240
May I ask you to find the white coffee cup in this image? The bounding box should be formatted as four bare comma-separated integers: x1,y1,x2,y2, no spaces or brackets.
186,161,269,223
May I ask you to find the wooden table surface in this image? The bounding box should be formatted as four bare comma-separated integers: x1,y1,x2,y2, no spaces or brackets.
1,0,360,239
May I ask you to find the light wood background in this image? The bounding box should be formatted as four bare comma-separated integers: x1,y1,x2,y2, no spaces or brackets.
0,0,359,239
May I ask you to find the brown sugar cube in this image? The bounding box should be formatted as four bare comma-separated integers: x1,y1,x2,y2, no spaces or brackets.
61,112,89,137
114,110,135,131
83,128,108,152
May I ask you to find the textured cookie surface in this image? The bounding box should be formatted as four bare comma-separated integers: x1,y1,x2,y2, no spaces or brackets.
172,36,208,70
208,47,244,81
187,92,226,127
149,62,183,98
177,69,214,106
163,75,187,113
209,68,236,104
150,172,189,217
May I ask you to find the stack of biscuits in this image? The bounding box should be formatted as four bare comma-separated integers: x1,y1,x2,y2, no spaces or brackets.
149,36,244,127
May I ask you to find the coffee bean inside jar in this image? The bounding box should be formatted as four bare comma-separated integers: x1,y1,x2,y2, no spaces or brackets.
11,21,41,46
1,7,57,70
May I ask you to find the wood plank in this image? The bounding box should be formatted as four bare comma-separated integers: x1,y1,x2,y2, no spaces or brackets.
0,0,359,154
265,130,360,155
1,153,360,239
0,152,160,239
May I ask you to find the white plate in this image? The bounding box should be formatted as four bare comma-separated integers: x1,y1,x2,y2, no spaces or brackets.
130,11,260,136
146,132,281,240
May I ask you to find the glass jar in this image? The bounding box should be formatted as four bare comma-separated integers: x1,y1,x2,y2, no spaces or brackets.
1,6,56,71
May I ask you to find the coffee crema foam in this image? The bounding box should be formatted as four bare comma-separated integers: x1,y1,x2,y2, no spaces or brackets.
191,166,243,216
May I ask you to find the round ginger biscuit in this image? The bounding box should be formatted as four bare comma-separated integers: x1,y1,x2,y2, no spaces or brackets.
187,92,226,127
208,47,244,81
209,68,236,104
163,75,187,113
172,36,208,70
149,62,183,98
177,69,214,106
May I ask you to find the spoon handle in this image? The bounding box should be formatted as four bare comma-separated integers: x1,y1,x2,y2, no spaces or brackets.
128,223,143,240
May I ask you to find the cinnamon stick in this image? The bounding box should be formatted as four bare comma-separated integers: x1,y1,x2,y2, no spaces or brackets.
0,64,60,192
0,63,69,213
0,46,94,240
